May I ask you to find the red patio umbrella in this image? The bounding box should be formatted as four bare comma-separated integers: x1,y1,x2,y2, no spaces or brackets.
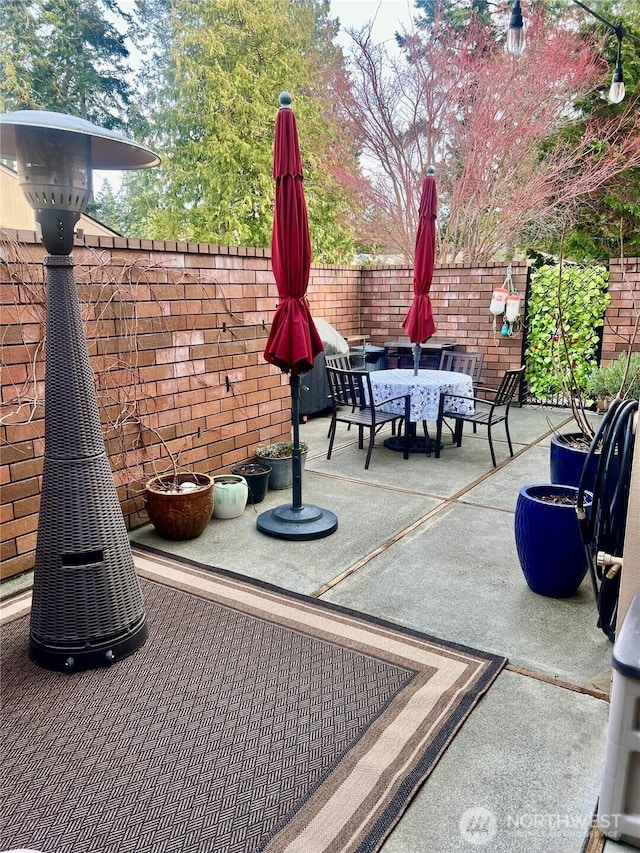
258,92,337,540
403,166,438,375
263,98,323,374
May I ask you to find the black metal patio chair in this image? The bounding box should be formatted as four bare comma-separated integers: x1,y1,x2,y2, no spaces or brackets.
438,350,485,434
325,352,353,371
326,366,410,469
324,353,354,436
418,351,483,444
434,366,525,467
438,350,485,390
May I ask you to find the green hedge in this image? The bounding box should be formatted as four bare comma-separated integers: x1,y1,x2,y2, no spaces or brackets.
585,351,640,401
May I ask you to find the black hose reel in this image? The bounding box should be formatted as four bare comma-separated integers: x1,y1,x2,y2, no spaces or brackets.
576,397,638,642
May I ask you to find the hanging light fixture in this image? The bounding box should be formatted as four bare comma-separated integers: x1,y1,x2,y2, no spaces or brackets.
609,30,626,104
506,0,639,105
506,0,526,56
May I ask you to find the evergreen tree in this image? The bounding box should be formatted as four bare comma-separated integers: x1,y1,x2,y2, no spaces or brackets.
91,179,124,232
411,0,495,33
559,0,640,259
1,0,41,109
115,0,359,261
0,0,134,131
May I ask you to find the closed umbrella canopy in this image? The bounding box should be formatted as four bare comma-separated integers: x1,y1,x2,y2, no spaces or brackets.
263,94,323,375
403,167,437,372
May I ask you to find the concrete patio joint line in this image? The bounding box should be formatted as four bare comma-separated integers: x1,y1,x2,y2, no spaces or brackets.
310,500,455,598
505,663,610,701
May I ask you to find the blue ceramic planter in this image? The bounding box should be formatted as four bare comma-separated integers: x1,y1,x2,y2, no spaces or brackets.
550,433,596,491
514,484,592,598
550,432,619,493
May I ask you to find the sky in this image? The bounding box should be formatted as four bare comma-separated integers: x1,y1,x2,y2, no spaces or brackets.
330,0,415,47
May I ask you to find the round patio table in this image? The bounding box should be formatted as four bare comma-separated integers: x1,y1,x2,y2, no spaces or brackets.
369,368,474,454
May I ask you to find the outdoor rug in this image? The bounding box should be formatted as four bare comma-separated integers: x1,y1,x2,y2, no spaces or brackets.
1,545,506,853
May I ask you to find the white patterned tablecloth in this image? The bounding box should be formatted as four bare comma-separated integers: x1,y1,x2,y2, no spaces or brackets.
369,369,474,422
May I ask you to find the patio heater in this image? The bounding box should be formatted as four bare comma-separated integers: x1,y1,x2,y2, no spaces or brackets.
0,110,160,672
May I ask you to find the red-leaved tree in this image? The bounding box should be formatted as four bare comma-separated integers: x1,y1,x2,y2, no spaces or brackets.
333,7,640,263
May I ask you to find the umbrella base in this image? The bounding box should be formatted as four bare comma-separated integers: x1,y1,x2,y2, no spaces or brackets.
384,435,440,455
257,503,338,540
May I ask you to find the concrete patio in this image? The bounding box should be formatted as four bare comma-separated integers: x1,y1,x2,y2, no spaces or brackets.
3,404,635,851
128,403,630,853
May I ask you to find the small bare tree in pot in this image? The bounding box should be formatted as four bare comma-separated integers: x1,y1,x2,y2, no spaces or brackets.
114,409,214,541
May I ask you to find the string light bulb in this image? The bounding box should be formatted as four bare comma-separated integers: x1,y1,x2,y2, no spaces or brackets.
608,35,625,103
506,0,525,55
506,0,637,104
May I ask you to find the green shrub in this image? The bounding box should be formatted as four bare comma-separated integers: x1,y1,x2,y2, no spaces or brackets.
256,441,308,458
585,352,640,402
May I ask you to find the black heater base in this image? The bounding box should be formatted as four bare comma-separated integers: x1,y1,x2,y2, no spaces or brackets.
29,616,148,672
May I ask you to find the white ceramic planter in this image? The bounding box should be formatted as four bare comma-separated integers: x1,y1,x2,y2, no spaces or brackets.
212,475,249,519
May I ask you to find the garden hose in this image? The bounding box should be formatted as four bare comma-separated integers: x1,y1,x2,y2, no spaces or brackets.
576,398,623,571
576,397,638,641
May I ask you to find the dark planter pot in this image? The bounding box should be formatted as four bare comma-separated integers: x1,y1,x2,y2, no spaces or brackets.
231,463,271,504
145,473,214,541
255,450,307,490
550,432,619,493
514,483,593,598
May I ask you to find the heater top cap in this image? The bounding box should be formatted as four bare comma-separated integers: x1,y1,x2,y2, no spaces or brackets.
0,110,160,170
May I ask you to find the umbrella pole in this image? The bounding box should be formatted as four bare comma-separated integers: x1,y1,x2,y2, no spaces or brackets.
256,371,338,541
290,373,303,510
413,344,421,376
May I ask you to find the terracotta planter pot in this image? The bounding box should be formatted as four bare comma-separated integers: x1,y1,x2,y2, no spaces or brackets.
145,473,214,540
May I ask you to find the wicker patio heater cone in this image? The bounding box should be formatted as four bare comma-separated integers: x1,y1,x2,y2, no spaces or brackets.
0,110,160,671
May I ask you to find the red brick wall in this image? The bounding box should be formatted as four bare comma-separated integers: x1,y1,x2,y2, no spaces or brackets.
359,261,529,387
602,258,640,362
306,264,362,339
0,232,290,579
1,229,635,579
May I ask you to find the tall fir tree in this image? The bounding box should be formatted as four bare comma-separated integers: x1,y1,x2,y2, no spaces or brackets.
114,0,359,261
0,0,134,130
558,0,640,259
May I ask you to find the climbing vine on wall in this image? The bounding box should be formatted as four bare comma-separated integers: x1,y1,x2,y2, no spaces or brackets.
0,235,256,496
524,263,610,402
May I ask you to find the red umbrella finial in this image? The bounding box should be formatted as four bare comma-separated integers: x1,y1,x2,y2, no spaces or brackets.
273,91,303,180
